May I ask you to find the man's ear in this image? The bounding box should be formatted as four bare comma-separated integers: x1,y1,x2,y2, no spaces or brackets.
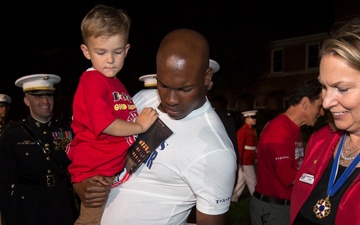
301,97,310,109
80,44,91,60
23,96,30,107
205,68,213,90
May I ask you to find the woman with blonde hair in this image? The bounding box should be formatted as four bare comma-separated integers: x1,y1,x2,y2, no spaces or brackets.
291,16,360,224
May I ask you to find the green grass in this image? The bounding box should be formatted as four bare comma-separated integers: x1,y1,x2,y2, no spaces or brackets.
226,187,251,225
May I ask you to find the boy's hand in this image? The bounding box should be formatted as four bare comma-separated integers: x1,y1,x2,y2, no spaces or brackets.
135,107,158,132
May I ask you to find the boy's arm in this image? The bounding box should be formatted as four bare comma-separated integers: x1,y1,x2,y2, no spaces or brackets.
102,107,158,136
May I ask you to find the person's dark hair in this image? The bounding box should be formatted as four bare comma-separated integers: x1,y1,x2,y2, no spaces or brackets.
287,78,322,106
210,95,228,110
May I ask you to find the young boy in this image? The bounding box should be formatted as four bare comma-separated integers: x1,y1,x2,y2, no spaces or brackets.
66,5,158,225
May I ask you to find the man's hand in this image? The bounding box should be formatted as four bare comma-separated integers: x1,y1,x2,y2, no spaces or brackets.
73,175,110,208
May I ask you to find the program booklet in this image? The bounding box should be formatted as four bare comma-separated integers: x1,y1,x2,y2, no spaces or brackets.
125,118,173,174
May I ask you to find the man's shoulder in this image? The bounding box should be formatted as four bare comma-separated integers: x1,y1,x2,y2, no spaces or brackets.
132,89,159,109
266,113,292,127
52,118,72,130
133,89,157,98
6,119,25,129
1,119,27,138
215,109,235,122
259,114,292,139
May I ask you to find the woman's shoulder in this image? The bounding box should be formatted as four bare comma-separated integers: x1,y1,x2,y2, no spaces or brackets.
312,124,341,138
308,124,343,148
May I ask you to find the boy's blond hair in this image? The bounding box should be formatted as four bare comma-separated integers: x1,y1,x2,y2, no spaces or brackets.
81,4,131,45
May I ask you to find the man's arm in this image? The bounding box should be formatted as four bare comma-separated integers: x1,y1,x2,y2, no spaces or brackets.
73,175,110,208
196,210,227,225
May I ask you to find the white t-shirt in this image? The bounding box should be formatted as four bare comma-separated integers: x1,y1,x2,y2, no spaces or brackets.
101,90,237,225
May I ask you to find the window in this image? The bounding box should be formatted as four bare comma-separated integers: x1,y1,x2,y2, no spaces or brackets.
272,49,283,73
307,43,319,69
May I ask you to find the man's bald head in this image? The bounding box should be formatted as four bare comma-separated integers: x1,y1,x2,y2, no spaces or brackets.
156,29,210,78
155,29,212,120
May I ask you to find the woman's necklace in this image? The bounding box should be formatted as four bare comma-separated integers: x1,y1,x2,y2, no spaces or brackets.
341,152,358,161
340,137,360,162
313,133,360,219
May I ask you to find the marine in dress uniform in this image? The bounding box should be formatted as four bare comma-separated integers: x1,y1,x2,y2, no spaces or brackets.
238,110,258,164
0,94,12,139
0,74,78,225
231,110,258,202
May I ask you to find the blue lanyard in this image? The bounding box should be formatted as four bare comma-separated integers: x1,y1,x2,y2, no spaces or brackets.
328,133,360,197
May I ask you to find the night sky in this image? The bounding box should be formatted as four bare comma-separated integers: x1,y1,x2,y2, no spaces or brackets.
1,0,342,119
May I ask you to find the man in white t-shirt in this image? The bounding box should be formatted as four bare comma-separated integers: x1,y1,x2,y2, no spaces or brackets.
73,28,237,225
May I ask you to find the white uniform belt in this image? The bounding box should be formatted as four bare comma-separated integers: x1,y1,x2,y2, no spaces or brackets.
244,146,256,150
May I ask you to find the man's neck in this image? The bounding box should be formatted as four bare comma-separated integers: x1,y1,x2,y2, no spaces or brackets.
284,106,302,127
31,116,52,124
